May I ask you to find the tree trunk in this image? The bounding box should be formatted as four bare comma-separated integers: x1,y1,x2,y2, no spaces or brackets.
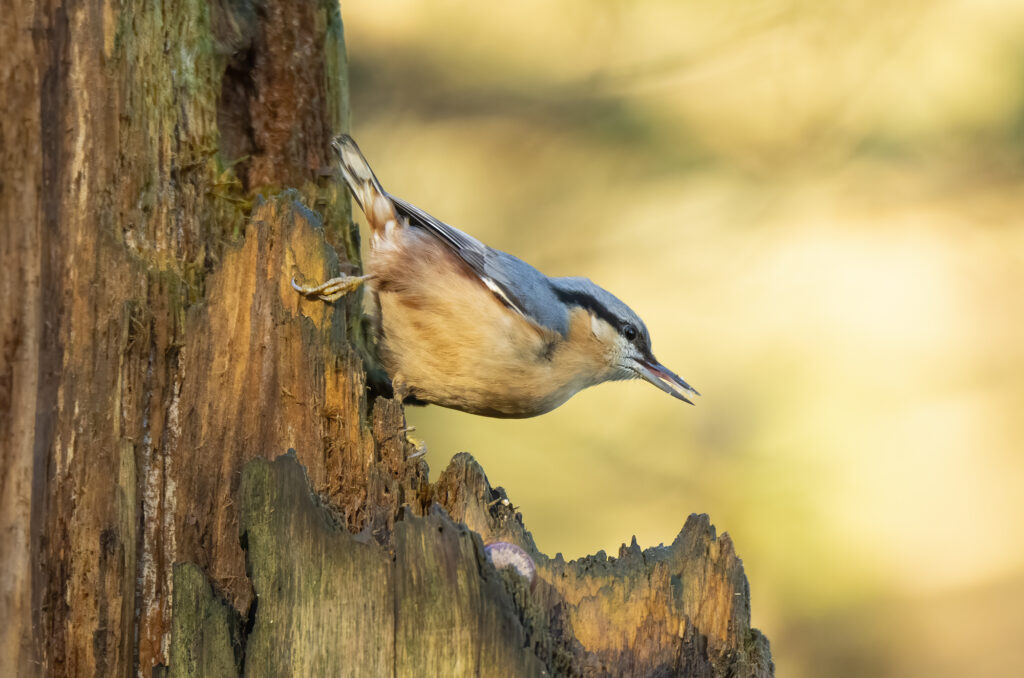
0,2,773,677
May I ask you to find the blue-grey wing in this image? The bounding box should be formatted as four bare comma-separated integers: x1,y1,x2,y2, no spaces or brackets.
389,194,569,336
389,194,488,272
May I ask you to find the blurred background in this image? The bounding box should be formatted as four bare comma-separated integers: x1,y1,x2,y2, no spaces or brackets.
341,1,1024,675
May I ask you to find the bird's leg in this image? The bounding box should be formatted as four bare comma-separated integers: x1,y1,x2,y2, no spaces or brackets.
291,274,370,302
391,375,411,403
385,376,427,459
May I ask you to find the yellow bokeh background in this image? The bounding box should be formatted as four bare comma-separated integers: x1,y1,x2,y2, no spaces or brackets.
342,1,1024,675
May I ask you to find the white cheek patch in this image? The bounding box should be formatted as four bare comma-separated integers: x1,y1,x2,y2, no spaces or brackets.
590,313,602,338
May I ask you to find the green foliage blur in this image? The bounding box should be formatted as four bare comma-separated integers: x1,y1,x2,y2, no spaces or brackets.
343,2,1024,675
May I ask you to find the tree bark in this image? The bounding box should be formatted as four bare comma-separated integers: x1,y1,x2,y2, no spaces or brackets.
0,1,773,676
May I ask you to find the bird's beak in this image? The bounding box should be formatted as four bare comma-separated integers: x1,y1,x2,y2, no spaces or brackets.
633,358,700,405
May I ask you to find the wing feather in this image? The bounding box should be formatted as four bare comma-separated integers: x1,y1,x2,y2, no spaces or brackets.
389,194,527,316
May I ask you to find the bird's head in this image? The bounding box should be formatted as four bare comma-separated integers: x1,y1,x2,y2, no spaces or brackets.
551,278,700,404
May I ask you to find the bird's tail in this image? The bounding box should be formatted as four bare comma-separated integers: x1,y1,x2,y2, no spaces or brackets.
331,134,397,232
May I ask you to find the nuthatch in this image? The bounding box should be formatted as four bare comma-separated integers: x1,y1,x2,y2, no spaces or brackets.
293,135,699,418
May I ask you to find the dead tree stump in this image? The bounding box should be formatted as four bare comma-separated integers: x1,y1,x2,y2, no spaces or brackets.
1,1,772,676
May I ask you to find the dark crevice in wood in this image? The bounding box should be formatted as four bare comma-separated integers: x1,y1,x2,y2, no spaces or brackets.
217,50,259,191
30,2,71,674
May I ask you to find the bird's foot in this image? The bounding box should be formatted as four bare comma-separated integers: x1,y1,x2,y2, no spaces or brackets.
291,274,370,302
407,437,427,460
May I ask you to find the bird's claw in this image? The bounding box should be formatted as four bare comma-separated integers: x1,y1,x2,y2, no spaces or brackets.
291,274,370,302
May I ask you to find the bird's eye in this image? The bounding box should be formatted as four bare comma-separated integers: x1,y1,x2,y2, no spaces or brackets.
622,324,638,342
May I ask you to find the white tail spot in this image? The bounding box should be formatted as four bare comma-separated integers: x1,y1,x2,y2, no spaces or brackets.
342,146,372,181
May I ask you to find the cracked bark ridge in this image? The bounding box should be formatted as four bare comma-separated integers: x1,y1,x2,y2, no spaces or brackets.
163,447,773,677
234,453,544,678
435,454,774,677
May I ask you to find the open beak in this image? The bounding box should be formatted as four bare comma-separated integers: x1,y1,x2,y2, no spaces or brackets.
633,358,700,405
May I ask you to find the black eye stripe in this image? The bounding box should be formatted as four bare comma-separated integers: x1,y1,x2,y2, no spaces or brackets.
551,287,646,347
552,288,623,330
